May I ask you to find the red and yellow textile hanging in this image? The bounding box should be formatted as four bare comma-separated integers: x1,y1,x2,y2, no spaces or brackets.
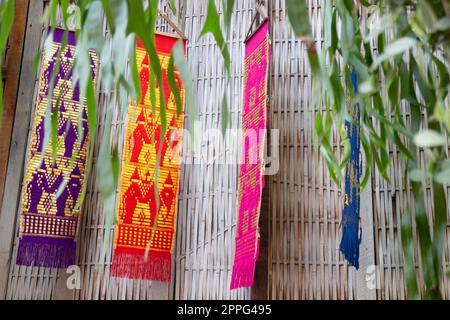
111,34,186,282
230,20,270,289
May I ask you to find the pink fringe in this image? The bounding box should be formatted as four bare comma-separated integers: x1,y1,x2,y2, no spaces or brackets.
230,258,256,289
110,253,171,282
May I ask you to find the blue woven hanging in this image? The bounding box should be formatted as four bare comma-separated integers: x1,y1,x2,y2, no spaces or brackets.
339,71,362,269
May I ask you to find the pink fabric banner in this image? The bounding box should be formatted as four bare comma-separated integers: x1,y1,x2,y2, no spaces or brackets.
230,20,270,289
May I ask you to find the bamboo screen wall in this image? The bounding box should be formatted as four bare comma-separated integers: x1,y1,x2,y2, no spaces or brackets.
268,0,365,300
173,0,251,300
2,0,450,300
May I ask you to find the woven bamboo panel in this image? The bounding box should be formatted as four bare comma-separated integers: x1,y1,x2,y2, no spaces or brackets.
173,0,252,300
269,0,361,300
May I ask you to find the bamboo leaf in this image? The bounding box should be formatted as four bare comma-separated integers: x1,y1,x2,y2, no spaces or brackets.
173,39,197,143
200,0,231,76
222,0,235,30
372,37,416,69
221,94,229,136
168,0,177,15
401,206,420,299
285,0,312,38
414,130,446,148
408,169,431,182
167,53,183,118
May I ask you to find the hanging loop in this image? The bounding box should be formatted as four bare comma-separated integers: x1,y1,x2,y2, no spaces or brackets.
244,0,268,43
158,10,187,39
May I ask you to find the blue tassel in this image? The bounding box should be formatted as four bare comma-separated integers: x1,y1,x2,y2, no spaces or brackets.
339,70,362,269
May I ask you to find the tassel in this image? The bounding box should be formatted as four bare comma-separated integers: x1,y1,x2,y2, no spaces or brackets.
230,257,255,289
111,251,171,282
16,238,76,269
339,69,362,269
339,216,361,269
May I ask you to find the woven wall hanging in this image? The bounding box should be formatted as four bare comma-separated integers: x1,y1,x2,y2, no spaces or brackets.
339,70,362,269
230,20,270,289
17,28,98,268
111,34,186,282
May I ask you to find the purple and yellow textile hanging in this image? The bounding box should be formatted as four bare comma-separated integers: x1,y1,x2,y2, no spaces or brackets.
339,71,361,269
16,29,98,268
230,20,270,289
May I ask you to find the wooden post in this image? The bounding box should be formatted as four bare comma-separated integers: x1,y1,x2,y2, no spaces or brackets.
356,165,377,299
0,0,43,299
252,186,270,299
0,0,29,213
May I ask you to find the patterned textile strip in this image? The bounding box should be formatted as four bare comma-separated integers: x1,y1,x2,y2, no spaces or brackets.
111,34,186,282
230,20,270,289
16,28,98,268
339,70,362,269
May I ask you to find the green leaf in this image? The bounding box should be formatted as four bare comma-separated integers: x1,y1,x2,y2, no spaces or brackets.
372,37,416,69
358,76,376,94
85,75,97,142
414,130,446,148
200,0,231,76
323,0,333,50
127,0,167,135
168,0,177,15
430,180,446,299
221,94,230,136
51,103,59,164
411,56,436,108
222,0,236,30
129,37,141,103
401,207,420,299
285,0,312,38
435,168,450,184
364,9,400,43
408,169,431,182
96,107,118,266
173,39,197,143
167,53,183,118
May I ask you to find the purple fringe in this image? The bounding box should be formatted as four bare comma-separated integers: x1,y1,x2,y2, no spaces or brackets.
16,238,76,269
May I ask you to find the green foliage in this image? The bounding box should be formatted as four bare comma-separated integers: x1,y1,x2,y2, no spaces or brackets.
288,0,450,299
286,0,311,38
200,0,231,76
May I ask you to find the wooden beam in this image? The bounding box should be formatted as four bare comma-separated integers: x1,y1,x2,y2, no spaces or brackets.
356,162,377,299
255,1,268,20
251,182,270,299
0,0,29,207
0,0,42,299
